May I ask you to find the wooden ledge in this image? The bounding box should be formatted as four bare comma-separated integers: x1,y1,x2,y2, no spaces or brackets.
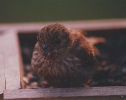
4,86,126,100
0,19,126,32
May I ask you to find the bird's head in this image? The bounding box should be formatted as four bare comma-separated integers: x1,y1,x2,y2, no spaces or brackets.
38,24,71,58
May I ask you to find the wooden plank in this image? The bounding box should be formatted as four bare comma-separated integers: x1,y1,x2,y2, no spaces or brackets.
3,96,126,100
0,54,5,95
0,55,4,100
16,33,25,89
0,19,126,32
0,33,5,100
1,30,21,90
4,86,126,100
0,32,6,100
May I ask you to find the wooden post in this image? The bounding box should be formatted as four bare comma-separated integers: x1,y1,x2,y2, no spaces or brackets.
0,54,4,100
0,32,6,100
1,30,21,90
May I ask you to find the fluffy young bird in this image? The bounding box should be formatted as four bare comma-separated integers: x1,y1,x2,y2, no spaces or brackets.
31,24,97,88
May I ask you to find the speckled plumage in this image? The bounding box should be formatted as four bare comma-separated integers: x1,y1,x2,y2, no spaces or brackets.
31,24,97,88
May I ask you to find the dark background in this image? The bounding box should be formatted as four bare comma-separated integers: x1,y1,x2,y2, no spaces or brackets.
0,0,126,23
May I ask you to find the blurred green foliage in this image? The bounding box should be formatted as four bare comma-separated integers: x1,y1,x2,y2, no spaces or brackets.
0,0,126,23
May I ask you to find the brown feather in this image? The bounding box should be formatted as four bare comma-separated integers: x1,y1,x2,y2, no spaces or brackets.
31,24,98,88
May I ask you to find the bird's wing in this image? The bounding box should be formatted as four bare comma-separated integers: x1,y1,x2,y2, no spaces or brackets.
31,42,43,73
70,31,98,75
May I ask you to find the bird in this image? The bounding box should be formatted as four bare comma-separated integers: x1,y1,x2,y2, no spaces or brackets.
31,24,98,88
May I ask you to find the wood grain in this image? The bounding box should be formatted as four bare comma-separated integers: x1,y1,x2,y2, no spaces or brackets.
3,96,126,100
4,86,126,100
0,54,5,95
1,30,21,90
0,32,5,100
0,54,5,100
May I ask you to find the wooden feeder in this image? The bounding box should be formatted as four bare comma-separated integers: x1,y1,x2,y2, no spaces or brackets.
0,19,126,100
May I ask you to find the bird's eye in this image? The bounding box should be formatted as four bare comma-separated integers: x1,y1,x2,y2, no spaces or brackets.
42,44,49,52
